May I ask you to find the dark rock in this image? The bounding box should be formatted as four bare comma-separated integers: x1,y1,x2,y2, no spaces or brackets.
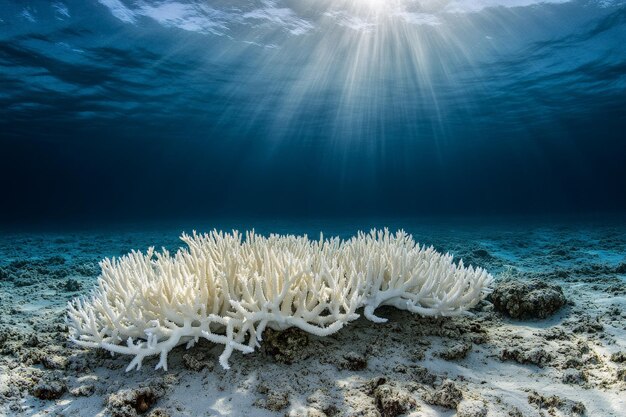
46,256,66,265
472,249,492,259
0,329,10,348
339,351,368,371
31,375,67,400
562,369,587,385
527,391,564,409
372,382,417,417
411,365,438,386
563,356,583,369
542,327,569,341
182,352,212,372
9,260,28,269
147,408,171,417
262,327,309,364
500,347,552,367
423,380,463,409
3,367,42,399
437,342,472,361
14,279,35,287
610,351,626,363
63,279,81,292
42,354,68,370
549,248,569,257
74,262,99,276
107,386,163,417
490,280,566,319
607,284,626,295
25,334,40,348
571,316,604,334
254,391,290,412
527,391,585,416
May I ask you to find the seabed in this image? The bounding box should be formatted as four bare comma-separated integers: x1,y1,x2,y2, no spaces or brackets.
1,221,625,416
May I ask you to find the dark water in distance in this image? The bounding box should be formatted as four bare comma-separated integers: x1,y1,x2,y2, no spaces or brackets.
1,1,626,228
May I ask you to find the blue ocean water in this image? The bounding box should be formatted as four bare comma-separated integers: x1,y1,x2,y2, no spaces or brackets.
2,6,626,414
1,0,626,228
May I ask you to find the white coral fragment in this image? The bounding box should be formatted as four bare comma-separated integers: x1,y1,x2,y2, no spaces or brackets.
67,229,493,371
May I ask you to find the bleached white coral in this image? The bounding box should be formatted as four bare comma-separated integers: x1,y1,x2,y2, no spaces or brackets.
67,229,492,371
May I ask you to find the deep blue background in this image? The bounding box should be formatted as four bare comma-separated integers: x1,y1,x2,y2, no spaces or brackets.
1,1,626,228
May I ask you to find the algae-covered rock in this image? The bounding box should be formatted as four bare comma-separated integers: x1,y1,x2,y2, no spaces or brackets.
339,351,368,371
255,390,290,412
365,378,416,417
500,346,552,367
527,391,585,416
263,327,309,364
491,279,566,319
437,342,472,361
562,369,587,385
107,386,164,417
30,373,67,400
373,383,416,417
423,380,463,409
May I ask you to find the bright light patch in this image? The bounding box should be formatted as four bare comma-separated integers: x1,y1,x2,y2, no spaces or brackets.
98,0,136,24
94,0,583,35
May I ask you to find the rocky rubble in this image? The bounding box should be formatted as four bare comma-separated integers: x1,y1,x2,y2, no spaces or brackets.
490,279,567,319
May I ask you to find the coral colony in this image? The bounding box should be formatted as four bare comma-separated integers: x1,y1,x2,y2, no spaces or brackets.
67,229,492,371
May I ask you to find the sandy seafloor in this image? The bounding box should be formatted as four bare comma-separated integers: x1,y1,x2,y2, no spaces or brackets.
1,220,625,417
